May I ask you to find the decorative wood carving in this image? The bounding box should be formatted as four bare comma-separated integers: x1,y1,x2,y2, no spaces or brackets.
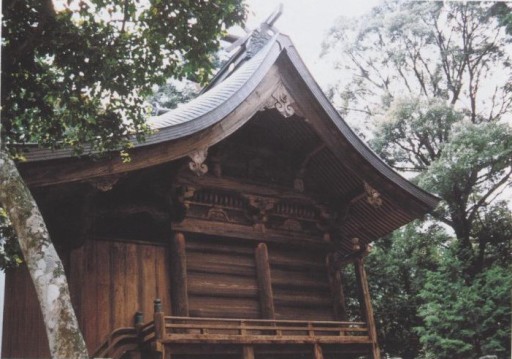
245,195,276,231
207,207,231,222
364,181,383,207
90,174,122,192
262,83,295,118
188,148,208,176
172,176,357,242
280,218,302,231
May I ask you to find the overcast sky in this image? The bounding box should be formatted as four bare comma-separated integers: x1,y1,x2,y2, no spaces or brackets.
244,0,381,84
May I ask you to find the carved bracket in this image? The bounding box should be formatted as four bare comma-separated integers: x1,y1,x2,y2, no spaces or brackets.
188,148,208,176
90,174,122,192
245,195,277,230
364,181,383,207
261,83,295,118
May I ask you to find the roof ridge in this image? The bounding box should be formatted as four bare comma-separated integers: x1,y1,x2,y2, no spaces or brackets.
200,5,283,94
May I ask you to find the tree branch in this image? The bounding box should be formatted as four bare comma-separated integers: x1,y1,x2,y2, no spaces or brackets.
467,167,512,224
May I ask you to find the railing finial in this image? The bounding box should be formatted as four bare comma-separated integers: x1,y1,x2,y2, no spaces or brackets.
134,311,144,326
154,298,162,313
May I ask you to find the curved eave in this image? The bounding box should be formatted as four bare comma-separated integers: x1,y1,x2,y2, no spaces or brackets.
22,34,283,162
19,32,440,214
276,35,440,211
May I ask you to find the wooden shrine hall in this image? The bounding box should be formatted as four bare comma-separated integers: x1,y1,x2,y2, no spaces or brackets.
2,12,439,359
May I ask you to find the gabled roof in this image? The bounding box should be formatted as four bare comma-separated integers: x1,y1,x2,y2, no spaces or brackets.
19,24,440,242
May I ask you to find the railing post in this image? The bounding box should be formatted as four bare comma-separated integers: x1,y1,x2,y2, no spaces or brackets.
154,299,165,340
134,311,144,345
135,311,144,327
240,320,247,336
308,322,314,337
153,299,168,358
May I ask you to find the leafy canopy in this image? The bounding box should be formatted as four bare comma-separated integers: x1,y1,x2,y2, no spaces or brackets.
2,0,246,154
322,1,512,358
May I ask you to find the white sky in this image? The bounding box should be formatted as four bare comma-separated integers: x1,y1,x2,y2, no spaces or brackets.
244,0,381,85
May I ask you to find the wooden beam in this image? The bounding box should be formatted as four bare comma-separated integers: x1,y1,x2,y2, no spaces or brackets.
173,218,332,250
160,335,372,345
20,65,283,188
170,233,189,317
354,258,381,359
254,243,275,319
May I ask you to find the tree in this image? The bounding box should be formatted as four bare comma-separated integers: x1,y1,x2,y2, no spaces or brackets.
149,79,199,114
0,0,246,357
365,223,448,358
417,254,511,358
322,1,512,357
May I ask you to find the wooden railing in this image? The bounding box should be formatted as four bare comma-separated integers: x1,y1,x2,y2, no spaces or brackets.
92,327,139,358
93,300,372,358
160,316,369,343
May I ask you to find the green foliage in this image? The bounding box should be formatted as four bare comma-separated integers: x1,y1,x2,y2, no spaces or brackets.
417,257,511,359
489,3,512,37
322,1,511,127
366,223,447,358
372,98,462,172
0,207,23,269
2,0,246,154
418,121,512,217
323,1,512,357
148,79,198,110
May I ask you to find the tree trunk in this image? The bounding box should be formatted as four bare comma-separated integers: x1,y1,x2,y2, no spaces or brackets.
0,151,88,358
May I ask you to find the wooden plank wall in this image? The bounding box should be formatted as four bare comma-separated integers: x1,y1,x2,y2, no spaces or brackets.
1,265,51,359
185,235,261,319
69,239,172,353
268,245,334,321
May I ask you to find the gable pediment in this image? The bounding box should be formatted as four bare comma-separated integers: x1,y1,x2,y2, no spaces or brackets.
18,32,438,244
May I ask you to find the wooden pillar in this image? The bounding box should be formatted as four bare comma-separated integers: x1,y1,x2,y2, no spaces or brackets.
255,243,275,319
170,232,189,316
354,258,381,359
313,344,324,359
326,254,348,321
242,345,255,359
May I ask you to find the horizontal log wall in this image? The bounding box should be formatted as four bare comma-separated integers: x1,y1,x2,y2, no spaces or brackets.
186,235,260,319
268,245,333,321
184,233,334,322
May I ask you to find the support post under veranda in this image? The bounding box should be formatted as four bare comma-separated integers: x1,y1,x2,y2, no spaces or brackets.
354,257,381,359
